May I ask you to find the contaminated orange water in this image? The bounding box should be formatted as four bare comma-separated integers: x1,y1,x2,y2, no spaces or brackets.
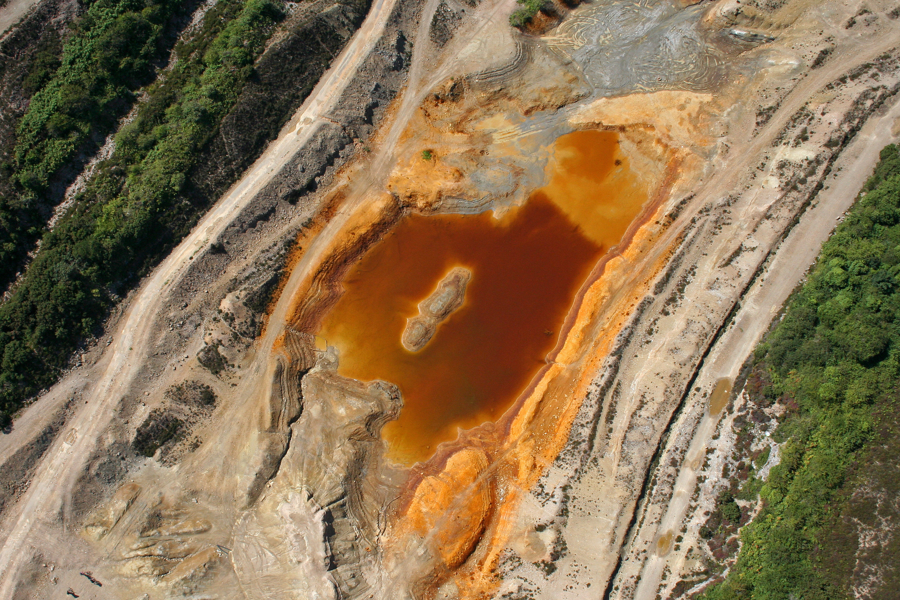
541,130,648,246
656,529,675,556
318,130,647,464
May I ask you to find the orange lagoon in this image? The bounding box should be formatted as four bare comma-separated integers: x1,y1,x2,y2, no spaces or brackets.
318,130,648,464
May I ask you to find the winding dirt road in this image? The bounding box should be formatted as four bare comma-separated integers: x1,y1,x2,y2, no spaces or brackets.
0,0,400,591
631,94,900,600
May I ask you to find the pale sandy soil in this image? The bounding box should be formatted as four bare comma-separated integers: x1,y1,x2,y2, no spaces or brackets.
0,0,898,597
0,0,403,591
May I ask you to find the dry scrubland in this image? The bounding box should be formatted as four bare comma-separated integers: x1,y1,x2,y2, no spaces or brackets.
0,0,898,597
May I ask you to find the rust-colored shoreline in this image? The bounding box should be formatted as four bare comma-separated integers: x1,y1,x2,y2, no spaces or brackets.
258,81,413,340
257,192,344,340
462,161,700,598
389,149,682,522
539,124,676,368
496,153,681,434
269,125,682,531
550,152,680,363
288,200,406,333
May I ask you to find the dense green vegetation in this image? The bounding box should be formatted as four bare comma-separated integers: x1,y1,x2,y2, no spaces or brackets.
0,2,71,288
702,144,900,599
814,391,900,598
509,0,547,28
21,29,63,95
0,0,283,428
14,0,183,191
0,0,192,287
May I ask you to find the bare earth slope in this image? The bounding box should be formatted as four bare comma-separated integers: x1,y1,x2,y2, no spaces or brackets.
0,0,898,598
0,0,406,593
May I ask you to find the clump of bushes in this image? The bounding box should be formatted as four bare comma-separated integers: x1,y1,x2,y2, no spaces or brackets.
133,409,183,457
132,381,216,457
509,0,548,28
198,343,228,375
167,381,216,407
703,144,900,599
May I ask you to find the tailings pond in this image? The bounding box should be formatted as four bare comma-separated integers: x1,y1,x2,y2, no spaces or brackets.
319,130,648,464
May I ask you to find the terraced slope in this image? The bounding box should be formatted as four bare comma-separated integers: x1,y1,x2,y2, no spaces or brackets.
0,0,371,427
0,0,898,597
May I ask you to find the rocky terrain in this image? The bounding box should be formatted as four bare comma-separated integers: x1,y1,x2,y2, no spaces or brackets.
0,0,898,597
402,267,471,352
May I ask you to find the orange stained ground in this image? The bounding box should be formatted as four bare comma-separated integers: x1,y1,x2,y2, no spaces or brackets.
318,130,647,464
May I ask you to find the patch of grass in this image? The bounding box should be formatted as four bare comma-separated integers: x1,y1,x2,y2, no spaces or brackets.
753,445,770,470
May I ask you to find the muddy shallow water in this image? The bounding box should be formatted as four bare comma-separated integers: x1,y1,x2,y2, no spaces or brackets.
708,377,733,416
319,130,648,463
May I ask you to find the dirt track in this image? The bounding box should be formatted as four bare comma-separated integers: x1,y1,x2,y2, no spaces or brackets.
630,93,900,600
0,0,39,38
0,0,401,589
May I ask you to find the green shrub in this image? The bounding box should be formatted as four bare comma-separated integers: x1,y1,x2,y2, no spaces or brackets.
718,491,741,524
0,0,282,423
509,0,547,28
702,144,900,600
